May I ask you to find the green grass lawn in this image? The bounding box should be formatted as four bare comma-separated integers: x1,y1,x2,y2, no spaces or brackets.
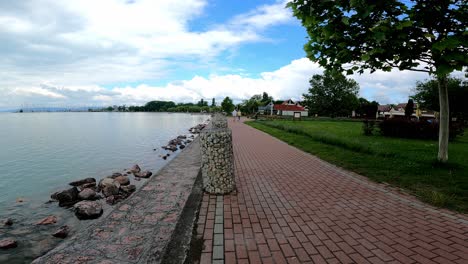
246,119,468,212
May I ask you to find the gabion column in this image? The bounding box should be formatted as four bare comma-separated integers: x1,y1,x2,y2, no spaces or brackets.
211,113,228,129
200,127,235,194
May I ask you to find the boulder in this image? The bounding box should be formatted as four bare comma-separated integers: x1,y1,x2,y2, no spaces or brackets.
114,176,130,186
2,218,13,226
79,182,96,190
78,188,96,200
121,184,136,194
98,178,115,188
111,172,122,178
105,196,116,205
69,178,96,187
52,225,70,238
130,164,141,173
134,171,152,178
177,135,187,139
0,239,17,249
36,215,57,225
53,187,79,207
179,144,186,149
102,185,119,197
74,201,103,220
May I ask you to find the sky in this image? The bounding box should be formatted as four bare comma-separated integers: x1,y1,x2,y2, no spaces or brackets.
0,0,460,110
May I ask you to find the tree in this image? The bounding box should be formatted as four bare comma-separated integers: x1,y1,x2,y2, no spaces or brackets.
405,99,415,119
197,98,208,107
261,92,273,104
303,71,360,117
221,97,235,113
288,0,467,162
241,94,262,114
412,77,468,120
357,98,379,119
144,101,176,112
211,98,216,107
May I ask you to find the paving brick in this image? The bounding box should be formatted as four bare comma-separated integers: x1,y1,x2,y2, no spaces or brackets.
196,120,468,264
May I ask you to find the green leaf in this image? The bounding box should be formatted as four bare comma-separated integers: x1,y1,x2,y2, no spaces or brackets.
374,32,386,42
436,64,454,76
361,54,370,61
341,17,349,25
433,37,461,51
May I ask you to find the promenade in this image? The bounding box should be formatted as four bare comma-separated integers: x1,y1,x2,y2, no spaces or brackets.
197,119,468,264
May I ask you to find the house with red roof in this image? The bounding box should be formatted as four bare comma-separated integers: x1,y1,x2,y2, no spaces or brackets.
273,99,308,117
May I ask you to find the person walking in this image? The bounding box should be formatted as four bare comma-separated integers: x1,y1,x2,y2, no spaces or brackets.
231,109,237,122
237,109,242,121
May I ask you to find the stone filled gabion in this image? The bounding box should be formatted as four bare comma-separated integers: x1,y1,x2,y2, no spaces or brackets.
200,126,235,194
211,113,228,129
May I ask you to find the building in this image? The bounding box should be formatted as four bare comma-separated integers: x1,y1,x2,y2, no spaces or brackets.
274,99,308,117
378,103,435,120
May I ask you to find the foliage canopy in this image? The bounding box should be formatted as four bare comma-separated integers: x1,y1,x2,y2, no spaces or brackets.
303,71,359,117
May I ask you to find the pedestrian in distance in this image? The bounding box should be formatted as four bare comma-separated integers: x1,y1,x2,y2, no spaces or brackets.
231,109,237,122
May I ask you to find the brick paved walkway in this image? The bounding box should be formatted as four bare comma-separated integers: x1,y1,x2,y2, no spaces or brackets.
197,119,468,264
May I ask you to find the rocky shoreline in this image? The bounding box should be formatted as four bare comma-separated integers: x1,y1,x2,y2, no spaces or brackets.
0,120,209,258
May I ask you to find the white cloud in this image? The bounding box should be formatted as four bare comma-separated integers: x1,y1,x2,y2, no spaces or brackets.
1,58,444,109
230,0,292,30
12,87,67,99
0,0,293,92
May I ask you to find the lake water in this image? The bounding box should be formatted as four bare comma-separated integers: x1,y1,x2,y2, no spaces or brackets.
0,112,208,263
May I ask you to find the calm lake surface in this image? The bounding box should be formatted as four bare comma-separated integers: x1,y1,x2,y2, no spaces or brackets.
0,112,208,263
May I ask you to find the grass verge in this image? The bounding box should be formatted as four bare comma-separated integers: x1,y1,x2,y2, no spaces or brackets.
246,120,468,212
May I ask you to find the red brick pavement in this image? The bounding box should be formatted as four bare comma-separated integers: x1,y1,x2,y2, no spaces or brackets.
197,119,468,264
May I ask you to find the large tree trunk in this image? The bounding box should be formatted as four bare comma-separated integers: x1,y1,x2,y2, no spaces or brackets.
437,75,449,162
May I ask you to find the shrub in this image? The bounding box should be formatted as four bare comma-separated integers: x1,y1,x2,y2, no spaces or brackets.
379,119,464,140
362,120,375,136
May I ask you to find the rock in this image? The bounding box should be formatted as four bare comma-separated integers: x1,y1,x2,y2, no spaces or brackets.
3,218,13,226
80,182,96,190
121,185,136,194
106,195,116,205
166,145,178,151
162,156,167,160
102,185,119,197
134,171,152,178
53,187,79,207
0,239,17,249
111,172,122,178
16,197,25,203
134,177,141,181
69,177,96,187
99,178,114,188
74,201,103,220
130,164,141,173
36,215,57,225
78,188,96,200
179,144,185,149
177,135,187,139
52,225,70,238
114,176,130,186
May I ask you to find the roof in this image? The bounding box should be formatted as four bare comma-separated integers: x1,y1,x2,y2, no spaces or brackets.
378,105,391,112
274,104,306,111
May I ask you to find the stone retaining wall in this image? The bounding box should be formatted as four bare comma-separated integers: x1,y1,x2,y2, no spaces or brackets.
211,113,228,129
33,138,203,264
200,121,235,194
